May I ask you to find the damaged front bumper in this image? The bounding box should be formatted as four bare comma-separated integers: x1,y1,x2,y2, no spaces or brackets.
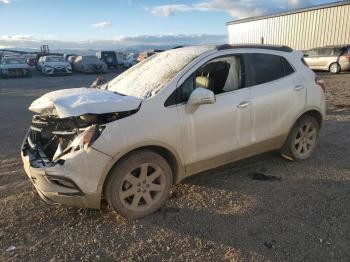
21,129,111,209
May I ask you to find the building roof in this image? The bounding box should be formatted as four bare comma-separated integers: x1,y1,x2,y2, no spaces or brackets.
227,1,350,25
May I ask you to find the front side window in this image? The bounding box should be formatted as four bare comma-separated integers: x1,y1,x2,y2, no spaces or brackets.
165,55,245,106
245,53,295,86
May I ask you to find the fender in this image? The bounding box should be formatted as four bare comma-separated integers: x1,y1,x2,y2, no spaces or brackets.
95,140,186,199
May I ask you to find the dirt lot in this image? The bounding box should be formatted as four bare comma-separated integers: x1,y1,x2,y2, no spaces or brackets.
0,71,349,261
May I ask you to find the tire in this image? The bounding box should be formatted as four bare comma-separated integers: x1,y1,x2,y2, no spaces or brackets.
329,62,341,74
104,150,173,219
281,115,320,161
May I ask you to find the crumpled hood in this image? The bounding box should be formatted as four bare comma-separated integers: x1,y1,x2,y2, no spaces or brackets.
29,87,141,118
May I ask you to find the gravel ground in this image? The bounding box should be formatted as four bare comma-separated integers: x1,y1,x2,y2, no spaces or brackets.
0,71,349,261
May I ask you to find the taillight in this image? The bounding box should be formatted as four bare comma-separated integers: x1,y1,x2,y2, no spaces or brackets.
315,77,326,93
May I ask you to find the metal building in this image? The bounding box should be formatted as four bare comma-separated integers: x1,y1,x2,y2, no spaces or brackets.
227,1,350,50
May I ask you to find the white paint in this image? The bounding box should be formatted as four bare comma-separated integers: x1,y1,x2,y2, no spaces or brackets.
29,87,141,118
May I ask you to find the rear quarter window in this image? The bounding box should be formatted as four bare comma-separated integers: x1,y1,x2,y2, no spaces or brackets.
245,53,295,86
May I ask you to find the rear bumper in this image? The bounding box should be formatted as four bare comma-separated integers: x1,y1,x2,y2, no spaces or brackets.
21,131,111,209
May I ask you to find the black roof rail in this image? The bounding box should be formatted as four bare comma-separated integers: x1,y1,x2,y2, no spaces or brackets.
217,44,293,52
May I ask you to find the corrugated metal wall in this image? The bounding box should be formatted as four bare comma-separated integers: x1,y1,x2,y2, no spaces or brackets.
227,4,350,50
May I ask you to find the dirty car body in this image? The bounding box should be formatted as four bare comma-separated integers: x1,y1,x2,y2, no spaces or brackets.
22,45,326,216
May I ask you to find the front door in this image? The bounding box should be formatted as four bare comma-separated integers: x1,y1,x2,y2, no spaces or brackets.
174,54,253,174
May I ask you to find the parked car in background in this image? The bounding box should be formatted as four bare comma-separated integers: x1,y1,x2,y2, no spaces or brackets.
137,51,155,63
123,53,138,68
116,52,126,66
22,54,36,67
96,51,118,69
63,54,77,61
73,55,107,74
26,57,36,67
304,45,350,73
37,55,72,75
0,56,31,78
22,45,325,219
137,50,164,63
34,53,63,70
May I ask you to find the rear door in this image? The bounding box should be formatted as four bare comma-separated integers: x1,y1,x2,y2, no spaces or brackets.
317,48,335,69
245,52,306,145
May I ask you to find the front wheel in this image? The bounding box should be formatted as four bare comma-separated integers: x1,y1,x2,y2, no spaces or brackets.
281,115,320,161
329,62,341,74
104,150,173,219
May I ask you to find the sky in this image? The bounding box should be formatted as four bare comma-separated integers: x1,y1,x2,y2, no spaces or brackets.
0,0,341,50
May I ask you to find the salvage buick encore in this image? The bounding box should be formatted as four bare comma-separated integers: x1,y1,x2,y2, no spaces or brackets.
22,45,326,219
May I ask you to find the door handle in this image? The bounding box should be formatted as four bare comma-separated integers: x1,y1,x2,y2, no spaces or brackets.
237,101,251,108
294,85,305,91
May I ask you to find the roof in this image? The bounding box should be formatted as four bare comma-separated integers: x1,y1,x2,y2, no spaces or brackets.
217,44,293,52
227,1,350,25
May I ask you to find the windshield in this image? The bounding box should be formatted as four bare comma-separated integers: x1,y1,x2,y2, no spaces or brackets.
46,56,64,62
107,46,213,99
83,56,99,61
2,58,26,64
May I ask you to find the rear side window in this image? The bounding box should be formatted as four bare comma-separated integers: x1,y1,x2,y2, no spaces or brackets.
245,53,295,86
317,48,333,56
333,47,343,56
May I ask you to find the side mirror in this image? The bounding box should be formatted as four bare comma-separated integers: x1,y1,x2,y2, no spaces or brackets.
188,87,216,105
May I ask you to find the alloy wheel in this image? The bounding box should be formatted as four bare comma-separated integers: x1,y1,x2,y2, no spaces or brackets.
119,163,166,211
330,63,340,73
294,122,317,156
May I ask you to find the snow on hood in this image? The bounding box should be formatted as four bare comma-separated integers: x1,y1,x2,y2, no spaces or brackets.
29,87,141,118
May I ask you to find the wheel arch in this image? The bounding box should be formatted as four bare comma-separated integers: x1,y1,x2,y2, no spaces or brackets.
287,108,323,138
328,61,341,72
98,143,185,201
303,109,323,128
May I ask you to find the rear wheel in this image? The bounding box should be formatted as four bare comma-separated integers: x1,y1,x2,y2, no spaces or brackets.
281,115,320,161
104,150,173,219
329,62,341,74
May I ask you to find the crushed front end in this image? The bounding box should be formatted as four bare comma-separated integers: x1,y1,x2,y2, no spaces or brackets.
21,113,118,208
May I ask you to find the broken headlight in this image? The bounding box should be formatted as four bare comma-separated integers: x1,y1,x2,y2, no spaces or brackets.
53,125,104,161
70,125,102,151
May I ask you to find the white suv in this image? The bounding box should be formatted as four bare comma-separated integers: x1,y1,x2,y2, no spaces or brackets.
22,45,326,219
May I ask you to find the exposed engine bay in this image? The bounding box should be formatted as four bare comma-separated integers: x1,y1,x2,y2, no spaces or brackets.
24,110,137,167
